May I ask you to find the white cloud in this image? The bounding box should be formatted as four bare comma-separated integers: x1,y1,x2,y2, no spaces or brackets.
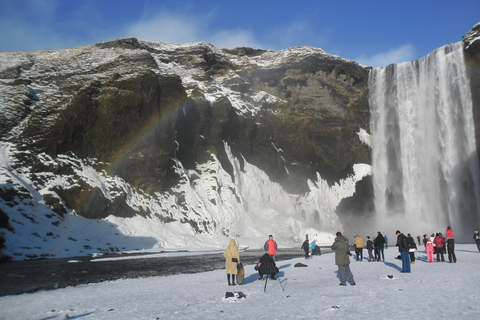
0,0,66,52
268,21,311,49
123,10,262,49
355,44,416,68
123,11,206,44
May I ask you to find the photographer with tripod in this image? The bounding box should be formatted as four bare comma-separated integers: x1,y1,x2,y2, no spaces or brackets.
255,253,278,280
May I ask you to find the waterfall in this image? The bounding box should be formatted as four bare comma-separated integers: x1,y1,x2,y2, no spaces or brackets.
369,42,480,240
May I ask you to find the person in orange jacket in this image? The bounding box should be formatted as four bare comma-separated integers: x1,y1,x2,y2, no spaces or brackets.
353,235,364,262
445,226,456,263
264,235,278,261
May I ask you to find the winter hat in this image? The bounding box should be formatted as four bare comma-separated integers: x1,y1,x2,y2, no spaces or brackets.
336,232,342,237
395,230,401,234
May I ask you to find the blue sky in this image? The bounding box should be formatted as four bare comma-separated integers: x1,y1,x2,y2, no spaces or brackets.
0,0,478,67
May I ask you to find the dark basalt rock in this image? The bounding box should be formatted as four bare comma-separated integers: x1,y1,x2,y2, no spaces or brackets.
463,23,480,161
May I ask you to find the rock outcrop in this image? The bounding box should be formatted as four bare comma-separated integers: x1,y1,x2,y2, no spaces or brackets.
464,23,480,161
0,39,370,222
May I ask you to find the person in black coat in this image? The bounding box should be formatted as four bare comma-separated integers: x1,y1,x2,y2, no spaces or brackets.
396,230,411,273
255,253,278,280
407,233,417,263
374,231,386,261
301,239,310,259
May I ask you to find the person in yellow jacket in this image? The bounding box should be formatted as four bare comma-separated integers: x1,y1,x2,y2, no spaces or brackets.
223,239,241,285
353,235,364,262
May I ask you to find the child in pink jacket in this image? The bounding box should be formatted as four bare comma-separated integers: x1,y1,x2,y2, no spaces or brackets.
425,240,434,263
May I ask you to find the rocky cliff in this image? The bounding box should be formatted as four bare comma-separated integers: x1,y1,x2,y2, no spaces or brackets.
464,23,480,161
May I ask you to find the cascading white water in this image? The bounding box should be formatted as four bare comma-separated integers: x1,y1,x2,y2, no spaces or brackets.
369,42,480,240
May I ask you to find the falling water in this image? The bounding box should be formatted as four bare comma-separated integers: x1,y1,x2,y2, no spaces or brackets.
369,42,480,240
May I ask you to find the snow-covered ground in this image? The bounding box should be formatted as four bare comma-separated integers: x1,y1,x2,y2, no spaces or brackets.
2,243,479,320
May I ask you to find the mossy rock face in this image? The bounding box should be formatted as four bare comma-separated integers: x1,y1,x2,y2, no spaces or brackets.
39,71,162,159
217,54,371,191
464,24,480,161
1,39,373,219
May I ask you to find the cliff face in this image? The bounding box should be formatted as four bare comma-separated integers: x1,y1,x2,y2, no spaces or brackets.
0,39,370,222
464,23,480,161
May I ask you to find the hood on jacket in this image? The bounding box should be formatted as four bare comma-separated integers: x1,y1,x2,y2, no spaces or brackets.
228,239,238,248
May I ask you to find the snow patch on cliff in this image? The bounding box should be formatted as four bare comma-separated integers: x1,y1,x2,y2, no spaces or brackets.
0,140,371,260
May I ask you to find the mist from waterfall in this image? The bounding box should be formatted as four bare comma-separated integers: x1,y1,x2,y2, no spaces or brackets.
369,42,480,241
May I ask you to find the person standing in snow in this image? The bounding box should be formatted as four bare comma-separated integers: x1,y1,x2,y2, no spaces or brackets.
264,235,278,261
396,230,411,273
445,226,456,263
423,234,429,247
433,233,445,262
439,232,446,256
301,239,310,259
417,235,421,246
313,242,322,256
425,238,435,262
223,239,241,286
353,235,364,262
331,232,356,286
374,231,386,262
473,230,480,252
384,235,389,249
366,236,375,261
407,233,417,264
310,239,316,256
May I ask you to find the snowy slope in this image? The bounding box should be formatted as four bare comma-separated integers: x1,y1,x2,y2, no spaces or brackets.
0,139,370,259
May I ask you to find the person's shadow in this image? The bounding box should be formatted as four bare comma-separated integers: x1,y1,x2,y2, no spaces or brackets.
333,269,354,283
383,261,402,271
456,249,479,253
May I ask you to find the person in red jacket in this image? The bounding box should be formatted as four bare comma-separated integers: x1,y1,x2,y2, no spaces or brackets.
433,233,445,262
444,226,456,263
264,235,278,261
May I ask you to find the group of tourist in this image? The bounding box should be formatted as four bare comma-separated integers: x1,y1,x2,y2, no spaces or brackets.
355,232,387,262
330,227,457,285
223,228,480,287
222,234,279,286
300,238,322,259
420,228,457,263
